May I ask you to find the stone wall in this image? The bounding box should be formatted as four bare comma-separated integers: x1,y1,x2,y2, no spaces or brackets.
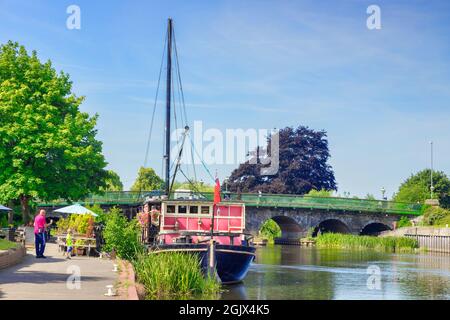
381,227,450,237
0,245,26,270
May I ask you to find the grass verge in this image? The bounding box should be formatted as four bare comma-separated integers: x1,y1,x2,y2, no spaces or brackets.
0,239,19,250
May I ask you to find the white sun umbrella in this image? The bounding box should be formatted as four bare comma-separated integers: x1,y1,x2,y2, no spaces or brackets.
53,203,98,217
0,205,12,211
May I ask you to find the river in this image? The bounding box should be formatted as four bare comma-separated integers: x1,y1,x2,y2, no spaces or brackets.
221,245,450,300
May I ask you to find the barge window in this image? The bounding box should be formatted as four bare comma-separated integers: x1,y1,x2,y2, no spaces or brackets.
178,205,187,214
201,206,210,214
189,206,198,214
167,205,176,214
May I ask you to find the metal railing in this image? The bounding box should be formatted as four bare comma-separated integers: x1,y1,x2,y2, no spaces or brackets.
37,191,424,215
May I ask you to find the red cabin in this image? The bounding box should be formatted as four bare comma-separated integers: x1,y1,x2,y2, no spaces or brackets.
158,200,246,246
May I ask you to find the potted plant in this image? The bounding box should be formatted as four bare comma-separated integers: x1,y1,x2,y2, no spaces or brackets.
75,239,86,256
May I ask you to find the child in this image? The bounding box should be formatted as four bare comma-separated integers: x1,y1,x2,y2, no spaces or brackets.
66,229,73,259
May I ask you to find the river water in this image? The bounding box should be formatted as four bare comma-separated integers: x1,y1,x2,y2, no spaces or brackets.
221,245,450,300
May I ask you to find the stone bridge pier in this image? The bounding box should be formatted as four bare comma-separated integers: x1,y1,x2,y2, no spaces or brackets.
245,207,408,239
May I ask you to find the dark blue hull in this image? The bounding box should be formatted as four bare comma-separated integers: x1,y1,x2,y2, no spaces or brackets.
151,243,256,284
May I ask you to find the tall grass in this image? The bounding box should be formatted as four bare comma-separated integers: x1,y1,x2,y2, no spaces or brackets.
133,252,221,300
315,233,418,252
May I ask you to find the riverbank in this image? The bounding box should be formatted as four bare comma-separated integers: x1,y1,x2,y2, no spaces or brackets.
381,227,450,253
314,233,418,252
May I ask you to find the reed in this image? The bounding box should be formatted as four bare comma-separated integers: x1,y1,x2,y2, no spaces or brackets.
315,233,418,252
133,252,221,300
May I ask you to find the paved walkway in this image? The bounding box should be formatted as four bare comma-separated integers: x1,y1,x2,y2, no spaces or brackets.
0,243,119,300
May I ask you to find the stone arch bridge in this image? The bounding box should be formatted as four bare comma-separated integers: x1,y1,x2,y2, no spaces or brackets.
245,206,410,238
37,191,423,239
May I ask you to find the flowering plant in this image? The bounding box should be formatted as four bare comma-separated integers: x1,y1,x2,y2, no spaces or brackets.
137,212,149,226
150,209,160,225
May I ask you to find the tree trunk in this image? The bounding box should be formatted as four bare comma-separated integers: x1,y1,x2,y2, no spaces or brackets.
20,195,31,225
7,200,14,225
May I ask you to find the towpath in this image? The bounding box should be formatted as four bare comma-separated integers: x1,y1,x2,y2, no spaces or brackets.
0,243,119,300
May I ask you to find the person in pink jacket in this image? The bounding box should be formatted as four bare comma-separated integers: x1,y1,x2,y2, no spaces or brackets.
34,209,50,258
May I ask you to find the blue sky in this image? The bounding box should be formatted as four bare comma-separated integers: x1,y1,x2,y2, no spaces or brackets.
1,0,450,198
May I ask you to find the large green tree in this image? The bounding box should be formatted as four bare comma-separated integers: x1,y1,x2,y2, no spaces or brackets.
393,169,450,208
0,41,107,223
227,126,337,194
100,170,123,192
130,167,164,192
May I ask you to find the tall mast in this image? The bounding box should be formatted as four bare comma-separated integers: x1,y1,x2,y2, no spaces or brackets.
164,18,173,196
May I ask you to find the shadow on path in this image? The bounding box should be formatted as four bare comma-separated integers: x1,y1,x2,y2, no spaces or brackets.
0,270,108,285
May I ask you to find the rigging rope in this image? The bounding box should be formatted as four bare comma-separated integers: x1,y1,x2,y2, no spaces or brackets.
142,21,213,194
173,31,197,182
140,28,168,198
187,134,215,183
143,30,167,170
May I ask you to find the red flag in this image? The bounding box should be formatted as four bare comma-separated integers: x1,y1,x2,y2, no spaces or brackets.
213,178,221,205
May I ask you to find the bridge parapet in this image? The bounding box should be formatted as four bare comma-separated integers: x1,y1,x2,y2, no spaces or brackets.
37,191,424,216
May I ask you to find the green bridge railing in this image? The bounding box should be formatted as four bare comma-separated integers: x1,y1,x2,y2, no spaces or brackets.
37,191,424,216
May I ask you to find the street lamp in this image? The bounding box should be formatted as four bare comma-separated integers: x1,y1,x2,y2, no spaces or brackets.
381,187,386,200
430,141,434,199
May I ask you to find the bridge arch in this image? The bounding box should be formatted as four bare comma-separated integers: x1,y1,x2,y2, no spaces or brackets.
312,218,351,237
261,216,303,239
360,222,392,236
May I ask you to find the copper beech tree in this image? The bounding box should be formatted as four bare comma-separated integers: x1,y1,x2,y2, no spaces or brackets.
227,126,337,195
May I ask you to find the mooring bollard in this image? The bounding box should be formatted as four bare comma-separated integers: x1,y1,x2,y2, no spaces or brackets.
104,285,116,296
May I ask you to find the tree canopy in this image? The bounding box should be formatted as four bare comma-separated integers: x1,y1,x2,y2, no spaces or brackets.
227,126,337,194
0,41,107,222
130,167,164,192
393,169,450,208
171,181,214,193
100,170,123,192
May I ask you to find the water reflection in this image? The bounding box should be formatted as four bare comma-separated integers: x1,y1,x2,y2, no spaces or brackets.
221,245,450,300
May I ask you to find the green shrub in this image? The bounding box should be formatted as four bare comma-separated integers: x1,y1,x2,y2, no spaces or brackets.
75,239,86,247
421,206,450,226
86,204,106,223
56,214,95,236
397,216,412,228
102,207,143,260
0,214,8,228
133,252,220,300
259,219,281,241
307,189,334,197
